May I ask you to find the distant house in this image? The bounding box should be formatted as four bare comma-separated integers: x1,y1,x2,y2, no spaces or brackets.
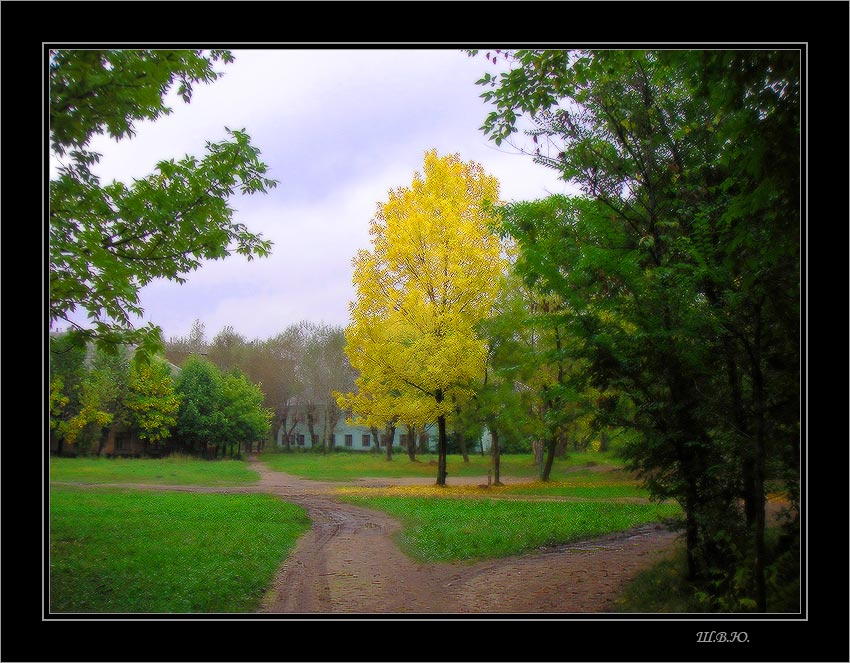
274,403,496,453
275,404,438,452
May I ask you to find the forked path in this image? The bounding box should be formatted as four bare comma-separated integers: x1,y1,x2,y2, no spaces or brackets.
251,458,677,614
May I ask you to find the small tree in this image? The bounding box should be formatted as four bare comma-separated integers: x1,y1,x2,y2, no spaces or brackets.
125,359,181,451
174,356,224,456
220,369,273,458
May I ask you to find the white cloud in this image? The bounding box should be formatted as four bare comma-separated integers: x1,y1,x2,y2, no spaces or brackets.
60,48,578,342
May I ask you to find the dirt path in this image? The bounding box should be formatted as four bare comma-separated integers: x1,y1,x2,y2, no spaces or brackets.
52,459,679,613
247,459,677,613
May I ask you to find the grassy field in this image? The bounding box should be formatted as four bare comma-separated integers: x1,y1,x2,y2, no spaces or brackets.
340,495,680,562
260,449,622,482
334,467,650,500
50,488,309,613
50,456,259,486
500,469,650,499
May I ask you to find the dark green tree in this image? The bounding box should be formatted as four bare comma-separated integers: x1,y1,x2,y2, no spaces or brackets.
174,355,272,458
49,50,278,362
174,356,224,456
475,49,799,611
220,369,273,458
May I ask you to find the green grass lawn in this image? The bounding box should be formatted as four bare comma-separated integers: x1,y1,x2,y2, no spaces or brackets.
340,495,680,562
499,469,650,499
50,456,259,486
50,488,310,613
260,450,623,482
500,483,650,499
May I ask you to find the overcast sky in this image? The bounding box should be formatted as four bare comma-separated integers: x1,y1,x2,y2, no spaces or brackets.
63,49,575,342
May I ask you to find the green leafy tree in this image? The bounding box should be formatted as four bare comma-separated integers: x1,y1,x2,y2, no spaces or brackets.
49,49,278,362
174,356,224,456
174,355,271,458
125,359,181,448
220,369,273,457
474,49,799,611
472,268,538,482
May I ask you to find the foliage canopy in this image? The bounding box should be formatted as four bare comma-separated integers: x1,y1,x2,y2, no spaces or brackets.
339,150,504,483
49,49,277,362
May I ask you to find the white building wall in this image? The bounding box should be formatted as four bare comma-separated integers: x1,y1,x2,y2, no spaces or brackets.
276,418,439,452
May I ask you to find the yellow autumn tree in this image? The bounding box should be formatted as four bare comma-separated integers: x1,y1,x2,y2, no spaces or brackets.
124,359,181,445
338,150,503,485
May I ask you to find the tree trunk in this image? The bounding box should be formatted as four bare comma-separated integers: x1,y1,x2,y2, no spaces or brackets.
97,425,111,457
306,407,317,451
752,306,767,612
281,418,291,452
685,481,700,580
370,426,381,453
436,390,447,485
556,432,568,457
285,416,299,453
327,421,335,451
532,440,544,478
599,431,609,452
384,423,395,461
541,433,557,482
417,429,427,454
406,424,416,461
457,426,469,463
723,334,756,526
489,424,502,486
57,436,64,457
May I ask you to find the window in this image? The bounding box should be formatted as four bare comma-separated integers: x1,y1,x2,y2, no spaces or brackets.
328,434,335,446
344,434,353,447
311,433,319,445
362,434,371,447
297,434,305,446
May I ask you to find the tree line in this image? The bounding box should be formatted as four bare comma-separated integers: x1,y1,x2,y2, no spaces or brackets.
164,319,357,453
472,50,799,612
338,50,799,611
49,332,271,458
49,319,361,458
